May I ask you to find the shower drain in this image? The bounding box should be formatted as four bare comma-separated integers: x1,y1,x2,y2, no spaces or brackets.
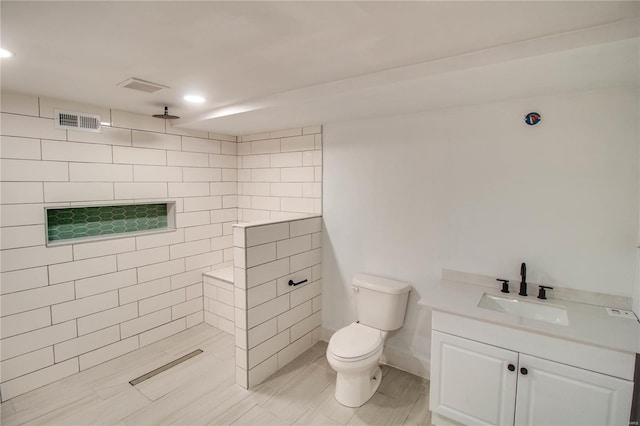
129,349,203,386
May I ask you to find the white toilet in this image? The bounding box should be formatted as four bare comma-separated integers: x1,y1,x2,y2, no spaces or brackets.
326,273,411,407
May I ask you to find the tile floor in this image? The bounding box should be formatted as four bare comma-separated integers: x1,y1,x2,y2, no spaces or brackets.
0,324,430,425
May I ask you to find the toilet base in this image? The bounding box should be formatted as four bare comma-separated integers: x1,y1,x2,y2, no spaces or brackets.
334,365,382,407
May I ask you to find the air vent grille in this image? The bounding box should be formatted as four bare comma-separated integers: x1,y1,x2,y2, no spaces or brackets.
55,110,101,133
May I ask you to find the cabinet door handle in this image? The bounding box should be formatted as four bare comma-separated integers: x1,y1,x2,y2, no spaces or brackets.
507,364,515,372
520,367,528,375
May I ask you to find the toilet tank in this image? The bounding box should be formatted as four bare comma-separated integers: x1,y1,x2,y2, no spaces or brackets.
353,274,411,331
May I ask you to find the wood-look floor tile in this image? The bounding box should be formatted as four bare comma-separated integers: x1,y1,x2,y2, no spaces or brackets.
347,392,414,426
403,391,431,426
294,408,341,426
0,401,16,420
377,367,427,404
230,404,291,425
306,382,356,425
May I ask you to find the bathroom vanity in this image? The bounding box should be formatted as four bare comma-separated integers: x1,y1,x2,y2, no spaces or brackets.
419,279,640,426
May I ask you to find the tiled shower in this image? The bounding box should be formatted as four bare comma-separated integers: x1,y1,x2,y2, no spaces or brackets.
0,91,323,401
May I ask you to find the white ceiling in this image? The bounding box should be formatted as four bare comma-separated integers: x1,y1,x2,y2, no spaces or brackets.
1,1,638,135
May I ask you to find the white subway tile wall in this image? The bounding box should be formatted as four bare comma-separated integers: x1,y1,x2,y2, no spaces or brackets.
0,92,238,401
233,217,322,389
238,128,322,221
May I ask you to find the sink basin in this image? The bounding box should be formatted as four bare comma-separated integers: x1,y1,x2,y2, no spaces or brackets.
478,293,569,326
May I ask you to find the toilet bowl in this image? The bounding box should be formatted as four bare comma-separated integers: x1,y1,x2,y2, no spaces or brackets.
326,273,411,407
327,322,387,407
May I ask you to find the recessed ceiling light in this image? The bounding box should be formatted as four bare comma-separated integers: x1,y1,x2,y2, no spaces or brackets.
0,48,15,58
184,95,205,103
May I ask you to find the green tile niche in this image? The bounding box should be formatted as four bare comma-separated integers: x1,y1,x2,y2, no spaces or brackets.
47,203,169,242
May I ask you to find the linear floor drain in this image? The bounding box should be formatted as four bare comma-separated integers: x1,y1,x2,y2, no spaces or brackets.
129,349,203,386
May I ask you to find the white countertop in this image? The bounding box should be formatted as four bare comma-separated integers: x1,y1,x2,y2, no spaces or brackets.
418,279,640,354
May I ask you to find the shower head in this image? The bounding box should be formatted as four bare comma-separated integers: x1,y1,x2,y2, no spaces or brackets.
152,106,180,120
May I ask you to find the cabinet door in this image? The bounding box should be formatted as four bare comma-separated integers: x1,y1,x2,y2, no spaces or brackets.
431,331,519,426
514,354,634,426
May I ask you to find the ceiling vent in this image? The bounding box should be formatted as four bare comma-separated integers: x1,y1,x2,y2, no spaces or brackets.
117,77,169,93
54,110,101,133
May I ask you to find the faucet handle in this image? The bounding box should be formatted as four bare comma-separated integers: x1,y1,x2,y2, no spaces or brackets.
497,279,510,293
537,285,554,300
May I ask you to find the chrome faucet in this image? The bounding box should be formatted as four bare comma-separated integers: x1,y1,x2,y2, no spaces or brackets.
519,262,527,296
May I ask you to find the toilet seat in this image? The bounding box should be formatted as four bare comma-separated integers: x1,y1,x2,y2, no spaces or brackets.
328,323,383,362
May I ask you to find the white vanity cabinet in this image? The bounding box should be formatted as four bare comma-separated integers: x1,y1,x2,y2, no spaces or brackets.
431,331,634,426
430,312,635,426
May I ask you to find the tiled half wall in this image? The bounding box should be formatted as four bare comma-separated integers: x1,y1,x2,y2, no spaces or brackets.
232,216,323,388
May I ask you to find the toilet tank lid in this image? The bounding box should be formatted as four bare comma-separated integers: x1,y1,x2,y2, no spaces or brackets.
352,274,411,295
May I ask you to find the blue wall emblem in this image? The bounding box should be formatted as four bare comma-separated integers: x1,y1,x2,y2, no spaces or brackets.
525,112,541,126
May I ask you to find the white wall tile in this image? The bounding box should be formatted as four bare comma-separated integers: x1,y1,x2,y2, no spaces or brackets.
0,347,53,383
135,229,184,250
170,239,210,259
67,126,132,147
182,137,221,154
168,183,210,197
290,217,322,237
248,330,288,369
171,297,202,320
69,163,133,182
114,183,167,199
241,155,270,169
0,267,48,295
54,325,120,362
167,151,208,167
238,170,251,182
222,169,237,182
79,336,138,371
247,294,289,328
280,167,315,182
0,204,44,227
241,132,270,142
209,154,236,168
251,197,280,211
270,183,303,197
246,223,289,247
303,126,322,135
241,182,269,196
138,259,185,282
251,168,280,182
280,135,315,152
247,281,277,308
276,268,312,297
49,255,117,284
0,245,72,273
0,136,41,160
312,295,321,313
290,311,321,341
184,223,222,241
44,182,114,203
167,125,208,139
77,303,138,336
1,159,68,182
277,301,312,333
1,113,66,140
183,196,222,212
211,208,237,223
221,140,238,154
311,232,322,249
176,211,210,228
133,165,182,182
1,182,43,204
73,237,136,261
111,110,165,133
116,246,168,270
276,235,312,259
39,96,110,121
183,168,222,182
250,139,280,154
247,355,277,388
212,234,234,251
75,269,138,298
171,268,206,290
1,321,76,361
51,291,119,324
0,358,78,401
42,140,112,163
270,152,302,168
0,225,45,249
302,183,322,198
270,128,302,138
119,277,171,305
185,250,223,271
132,130,181,151
186,282,203,299
139,318,185,347
290,248,321,272
246,243,277,268
277,332,313,368
139,288,185,316
290,279,322,307
0,91,39,115
113,146,166,165
1,307,51,339
120,308,171,339
186,311,204,328
210,182,237,196
248,318,277,348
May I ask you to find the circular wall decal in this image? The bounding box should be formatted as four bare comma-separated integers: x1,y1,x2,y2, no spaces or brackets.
525,112,542,126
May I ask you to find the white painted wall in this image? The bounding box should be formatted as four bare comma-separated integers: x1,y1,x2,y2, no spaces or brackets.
322,88,639,377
